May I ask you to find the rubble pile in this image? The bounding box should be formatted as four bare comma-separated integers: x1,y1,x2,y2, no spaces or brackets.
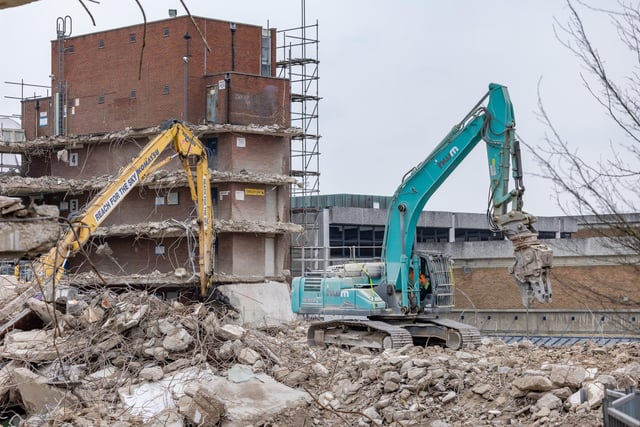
0,196,57,219
0,285,636,426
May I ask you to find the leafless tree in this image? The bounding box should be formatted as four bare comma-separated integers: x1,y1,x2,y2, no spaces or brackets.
531,1,640,322
533,0,640,254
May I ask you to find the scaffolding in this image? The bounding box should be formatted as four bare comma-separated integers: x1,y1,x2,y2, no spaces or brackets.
277,20,320,199
277,6,321,276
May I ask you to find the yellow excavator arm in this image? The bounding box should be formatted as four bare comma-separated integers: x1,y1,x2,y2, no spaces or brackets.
33,120,215,297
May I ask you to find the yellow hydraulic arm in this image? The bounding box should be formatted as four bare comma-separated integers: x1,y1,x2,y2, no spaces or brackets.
32,121,215,298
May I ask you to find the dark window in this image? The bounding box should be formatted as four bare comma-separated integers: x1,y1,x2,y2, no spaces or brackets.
329,225,345,257
416,227,449,243
359,226,374,257
66,45,74,54
454,228,504,242
162,27,170,37
129,33,136,43
205,137,217,170
329,224,384,259
261,31,271,77
97,95,105,104
98,39,104,48
130,89,136,99
162,84,170,95
539,231,559,239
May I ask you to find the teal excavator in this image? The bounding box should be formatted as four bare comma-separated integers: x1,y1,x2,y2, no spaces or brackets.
291,83,553,350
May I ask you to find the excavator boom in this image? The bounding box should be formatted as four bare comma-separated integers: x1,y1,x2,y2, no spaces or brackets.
382,83,552,307
32,121,215,299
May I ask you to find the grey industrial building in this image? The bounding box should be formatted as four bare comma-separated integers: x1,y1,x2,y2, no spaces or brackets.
291,194,640,315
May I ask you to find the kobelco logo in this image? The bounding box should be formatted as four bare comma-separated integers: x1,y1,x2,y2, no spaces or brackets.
435,146,459,169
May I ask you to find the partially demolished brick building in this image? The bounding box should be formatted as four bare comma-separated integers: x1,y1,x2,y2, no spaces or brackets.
0,14,301,296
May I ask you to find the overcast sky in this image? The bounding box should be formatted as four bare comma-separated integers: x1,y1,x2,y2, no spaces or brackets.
0,1,630,216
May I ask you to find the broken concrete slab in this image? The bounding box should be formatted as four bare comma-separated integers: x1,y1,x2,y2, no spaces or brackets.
101,303,149,332
0,197,59,256
179,383,225,425
11,367,80,414
0,328,87,362
219,364,311,425
117,364,310,426
0,360,18,405
218,281,295,326
0,195,21,210
118,366,218,422
0,218,60,256
26,297,63,324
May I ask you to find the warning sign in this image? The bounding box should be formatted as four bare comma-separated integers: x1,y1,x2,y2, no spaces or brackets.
245,188,265,196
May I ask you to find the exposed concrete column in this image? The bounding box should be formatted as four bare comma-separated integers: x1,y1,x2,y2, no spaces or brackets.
320,208,330,271
449,213,456,243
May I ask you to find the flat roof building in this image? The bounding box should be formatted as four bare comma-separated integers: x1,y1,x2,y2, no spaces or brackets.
292,194,640,311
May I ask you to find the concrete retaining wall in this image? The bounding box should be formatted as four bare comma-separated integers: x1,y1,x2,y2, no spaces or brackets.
437,309,640,337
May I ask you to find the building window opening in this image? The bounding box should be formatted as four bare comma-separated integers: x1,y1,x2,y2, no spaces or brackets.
98,39,104,48
260,29,271,77
166,192,179,205
162,84,170,95
162,27,170,37
205,137,218,170
98,95,105,104
129,33,136,43
130,89,137,99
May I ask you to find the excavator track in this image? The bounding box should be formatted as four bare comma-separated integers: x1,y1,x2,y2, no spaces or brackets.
422,318,483,349
307,319,414,350
307,318,482,351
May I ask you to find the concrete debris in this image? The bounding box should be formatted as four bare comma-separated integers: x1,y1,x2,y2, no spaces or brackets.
0,283,636,425
10,367,80,414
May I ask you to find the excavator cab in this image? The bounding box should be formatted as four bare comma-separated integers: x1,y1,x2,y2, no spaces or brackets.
406,252,455,313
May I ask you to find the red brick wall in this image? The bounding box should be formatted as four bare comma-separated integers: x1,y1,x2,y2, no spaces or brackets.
454,264,640,310
66,236,191,275
216,133,289,174
44,16,281,136
232,233,266,276
205,73,290,126
21,97,53,140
